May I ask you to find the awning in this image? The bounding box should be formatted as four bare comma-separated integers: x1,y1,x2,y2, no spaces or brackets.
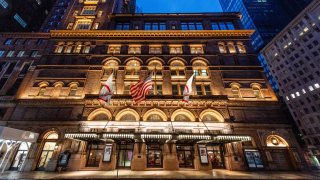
0,126,39,143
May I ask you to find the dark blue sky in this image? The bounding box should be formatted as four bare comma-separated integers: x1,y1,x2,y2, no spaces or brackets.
136,0,222,13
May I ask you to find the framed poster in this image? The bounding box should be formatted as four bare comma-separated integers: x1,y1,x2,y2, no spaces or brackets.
244,149,264,169
103,144,113,162
198,145,209,164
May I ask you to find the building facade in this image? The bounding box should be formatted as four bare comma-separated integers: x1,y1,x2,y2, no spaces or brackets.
0,0,56,32
262,0,320,168
0,0,306,173
219,0,313,92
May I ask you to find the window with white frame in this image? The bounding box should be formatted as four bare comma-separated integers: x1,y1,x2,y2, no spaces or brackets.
75,20,92,30
190,45,204,54
169,45,183,54
81,6,96,15
170,60,185,77
237,42,246,54
107,45,121,54
149,45,162,54
227,42,236,53
218,42,226,53
192,61,208,77
128,45,141,54
230,83,241,98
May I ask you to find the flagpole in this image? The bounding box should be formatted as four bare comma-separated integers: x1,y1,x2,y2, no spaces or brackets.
154,65,157,95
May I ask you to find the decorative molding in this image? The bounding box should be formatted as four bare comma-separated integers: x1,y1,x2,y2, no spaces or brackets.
50,30,255,39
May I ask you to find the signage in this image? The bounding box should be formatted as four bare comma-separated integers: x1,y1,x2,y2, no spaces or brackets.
244,149,264,169
198,144,209,164
103,144,113,162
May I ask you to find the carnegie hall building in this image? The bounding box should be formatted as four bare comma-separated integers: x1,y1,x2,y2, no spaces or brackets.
0,0,307,172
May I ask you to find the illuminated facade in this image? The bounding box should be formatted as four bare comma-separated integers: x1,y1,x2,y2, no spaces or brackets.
0,0,306,173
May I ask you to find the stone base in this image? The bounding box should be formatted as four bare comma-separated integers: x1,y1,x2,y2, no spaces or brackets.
45,158,58,172
131,155,147,171
163,155,179,170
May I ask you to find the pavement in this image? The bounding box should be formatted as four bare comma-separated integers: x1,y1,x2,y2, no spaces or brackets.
0,169,319,180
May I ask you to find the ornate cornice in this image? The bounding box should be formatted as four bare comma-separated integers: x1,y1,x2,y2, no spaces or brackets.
50,30,255,39
0,32,50,38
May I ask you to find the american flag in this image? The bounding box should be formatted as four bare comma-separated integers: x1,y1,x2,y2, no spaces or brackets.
130,74,153,103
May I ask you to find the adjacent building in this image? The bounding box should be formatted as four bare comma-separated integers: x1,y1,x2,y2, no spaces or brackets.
0,0,56,32
0,0,307,173
219,0,313,92
262,0,320,168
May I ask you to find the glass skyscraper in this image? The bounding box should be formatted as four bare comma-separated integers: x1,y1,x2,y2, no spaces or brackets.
219,0,312,92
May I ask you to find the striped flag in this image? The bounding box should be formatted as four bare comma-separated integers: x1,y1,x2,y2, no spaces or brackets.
130,74,153,104
182,74,195,103
99,73,113,106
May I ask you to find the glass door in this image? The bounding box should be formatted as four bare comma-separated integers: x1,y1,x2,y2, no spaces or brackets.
117,143,133,168
10,142,30,171
207,145,225,169
36,142,56,171
147,144,163,168
177,145,194,168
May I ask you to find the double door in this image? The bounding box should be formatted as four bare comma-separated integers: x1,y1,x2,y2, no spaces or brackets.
147,144,162,167
207,145,225,169
117,143,133,168
177,145,194,168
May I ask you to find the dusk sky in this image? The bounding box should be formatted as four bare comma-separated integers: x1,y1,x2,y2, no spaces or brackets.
136,0,222,13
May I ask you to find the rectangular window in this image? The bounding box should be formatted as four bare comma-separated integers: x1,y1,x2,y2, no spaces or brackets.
181,22,203,30
211,23,219,30
108,45,121,54
219,22,227,30
196,85,203,95
81,6,96,15
17,51,25,57
14,13,27,28
0,0,9,9
149,45,162,54
144,22,166,30
75,20,92,30
6,51,14,57
128,45,141,54
116,22,130,30
0,50,5,57
82,45,90,54
169,45,183,54
190,45,204,54
204,85,211,96
4,38,13,45
226,22,235,30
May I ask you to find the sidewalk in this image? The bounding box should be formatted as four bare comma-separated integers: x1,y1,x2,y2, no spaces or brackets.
0,169,319,180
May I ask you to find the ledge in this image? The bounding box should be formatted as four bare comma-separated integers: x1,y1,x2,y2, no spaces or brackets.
50,30,255,38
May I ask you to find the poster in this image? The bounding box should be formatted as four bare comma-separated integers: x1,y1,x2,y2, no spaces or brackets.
198,145,209,164
244,150,264,169
103,144,113,162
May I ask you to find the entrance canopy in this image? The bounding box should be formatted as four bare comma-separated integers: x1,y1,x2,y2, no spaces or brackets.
0,126,39,143
64,132,252,144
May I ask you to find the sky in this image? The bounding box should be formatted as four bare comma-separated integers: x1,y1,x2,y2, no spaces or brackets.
136,0,222,13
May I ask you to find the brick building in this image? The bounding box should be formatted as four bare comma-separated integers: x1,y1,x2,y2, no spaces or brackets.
0,0,306,172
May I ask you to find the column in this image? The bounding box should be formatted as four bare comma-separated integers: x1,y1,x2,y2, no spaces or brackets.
163,143,179,170
131,142,147,171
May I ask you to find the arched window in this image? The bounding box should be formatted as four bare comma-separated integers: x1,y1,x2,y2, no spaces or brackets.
266,135,289,147
192,60,208,77
148,60,163,95
251,83,263,98
170,60,186,77
37,131,58,170
146,114,163,122
68,82,79,96
230,83,241,98
38,82,49,96
54,42,64,54
202,114,221,122
174,114,191,122
218,42,226,53
120,114,137,122
103,59,119,76
237,42,246,54
227,42,236,53
126,60,141,76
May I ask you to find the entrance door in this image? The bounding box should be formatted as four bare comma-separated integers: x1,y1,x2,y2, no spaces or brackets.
270,149,291,170
177,145,194,168
207,145,225,169
36,142,56,171
147,144,162,167
10,142,30,171
117,143,133,168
